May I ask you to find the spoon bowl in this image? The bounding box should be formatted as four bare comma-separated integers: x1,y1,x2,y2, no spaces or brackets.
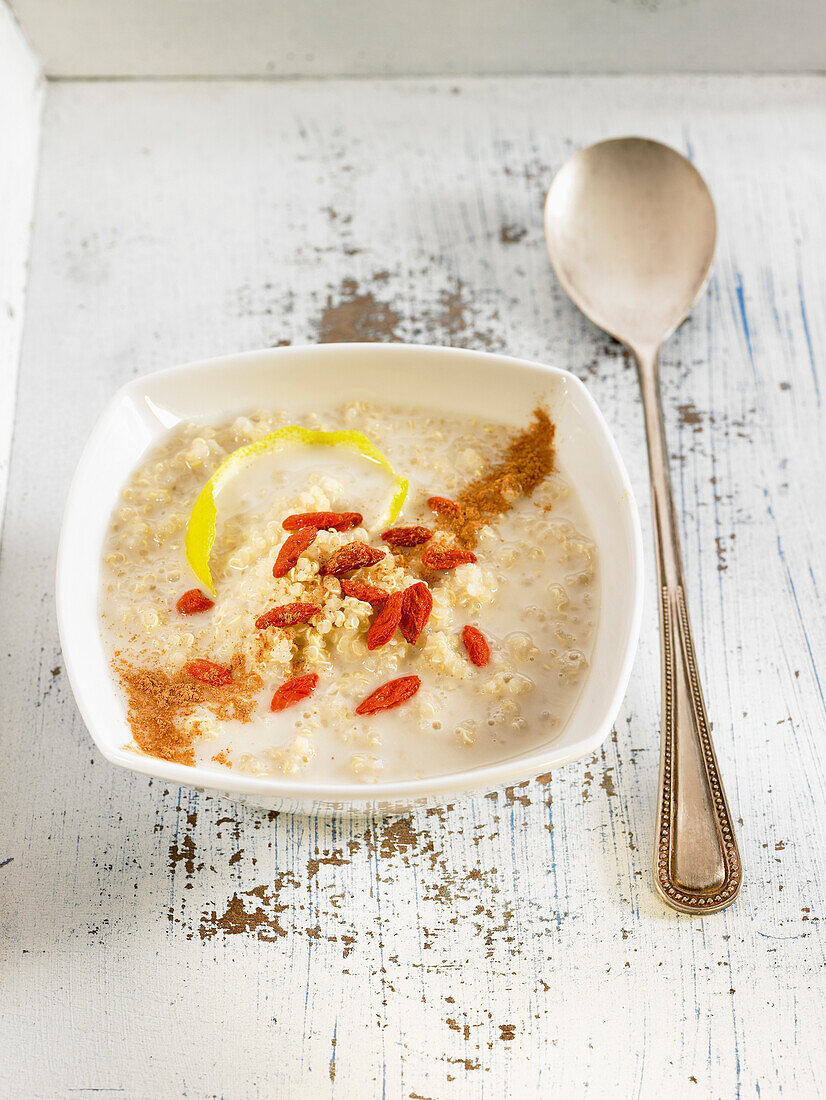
544,137,717,351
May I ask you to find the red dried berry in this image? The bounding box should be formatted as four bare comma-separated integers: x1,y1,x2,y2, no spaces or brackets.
270,672,319,713
273,527,317,578
461,625,490,667
421,546,477,570
255,602,318,629
282,511,362,532
184,659,233,687
400,582,433,644
355,675,421,716
320,542,385,577
340,579,389,606
365,591,404,651
427,495,461,516
176,589,214,615
380,525,433,547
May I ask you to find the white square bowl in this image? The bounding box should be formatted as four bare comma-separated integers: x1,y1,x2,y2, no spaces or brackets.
57,343,643,814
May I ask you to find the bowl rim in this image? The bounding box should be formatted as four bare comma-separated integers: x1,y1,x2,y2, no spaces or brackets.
57,341,643,806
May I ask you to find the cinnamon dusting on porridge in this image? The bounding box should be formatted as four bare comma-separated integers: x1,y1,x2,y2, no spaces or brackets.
99,402,598,783
118,653,262,766
433,408,555,547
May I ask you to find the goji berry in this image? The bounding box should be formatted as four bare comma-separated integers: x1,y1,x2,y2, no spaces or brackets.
355,675,421,715
282,511,362,532
255,602,318,629
270,672,319,712
427,496,461,516
272,527,317,578
380,525,433,547
340,578,389,605
400,582,433,644
320,542,385,576
421,546,477,570
184,659,233,687
461,625,490,667
176,588,214,615
365,591,404,651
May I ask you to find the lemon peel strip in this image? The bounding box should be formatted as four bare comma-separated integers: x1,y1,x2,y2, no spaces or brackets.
185,426,408,595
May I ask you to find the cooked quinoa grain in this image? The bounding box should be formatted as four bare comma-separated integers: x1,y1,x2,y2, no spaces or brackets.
100,402,598,782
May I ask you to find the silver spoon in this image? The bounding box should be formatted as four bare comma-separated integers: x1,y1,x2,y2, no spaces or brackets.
544,136,742,915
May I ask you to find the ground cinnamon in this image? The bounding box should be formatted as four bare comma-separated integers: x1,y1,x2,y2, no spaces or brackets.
119,652,262,766
435,407,555,547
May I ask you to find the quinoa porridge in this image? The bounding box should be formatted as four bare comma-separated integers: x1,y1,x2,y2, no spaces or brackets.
99,402,599,783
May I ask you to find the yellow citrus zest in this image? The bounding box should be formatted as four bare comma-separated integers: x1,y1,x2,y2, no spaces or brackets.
185,426,408,595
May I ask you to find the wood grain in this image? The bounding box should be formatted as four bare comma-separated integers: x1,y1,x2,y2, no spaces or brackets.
0,76,824,1098
9,0,826,78
0,3,41,538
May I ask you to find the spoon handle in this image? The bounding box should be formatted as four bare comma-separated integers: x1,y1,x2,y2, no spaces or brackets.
635,346,742,914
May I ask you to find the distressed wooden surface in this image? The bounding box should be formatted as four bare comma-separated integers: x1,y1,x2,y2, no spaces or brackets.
0,1,41,532
1,76,824,1098
10,0,826,78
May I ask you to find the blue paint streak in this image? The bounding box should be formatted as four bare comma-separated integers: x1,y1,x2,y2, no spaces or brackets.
734,275,759,386
367,816,389,1100
546,791,563,932
764,268,783,333
797,279,821,405
168,785,185,922
767,492,825,711
724,938,742,1097
0,857,12,868
330,1019,337,1088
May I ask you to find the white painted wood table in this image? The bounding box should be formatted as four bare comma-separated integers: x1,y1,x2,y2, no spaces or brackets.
1,75,824,1099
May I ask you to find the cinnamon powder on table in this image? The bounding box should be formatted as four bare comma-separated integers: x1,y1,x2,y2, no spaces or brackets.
434,406,555,548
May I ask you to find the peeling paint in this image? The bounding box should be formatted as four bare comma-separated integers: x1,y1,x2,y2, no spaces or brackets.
499,224,527,244
318,276,401,342
677,403,704,431
199,874,298,941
